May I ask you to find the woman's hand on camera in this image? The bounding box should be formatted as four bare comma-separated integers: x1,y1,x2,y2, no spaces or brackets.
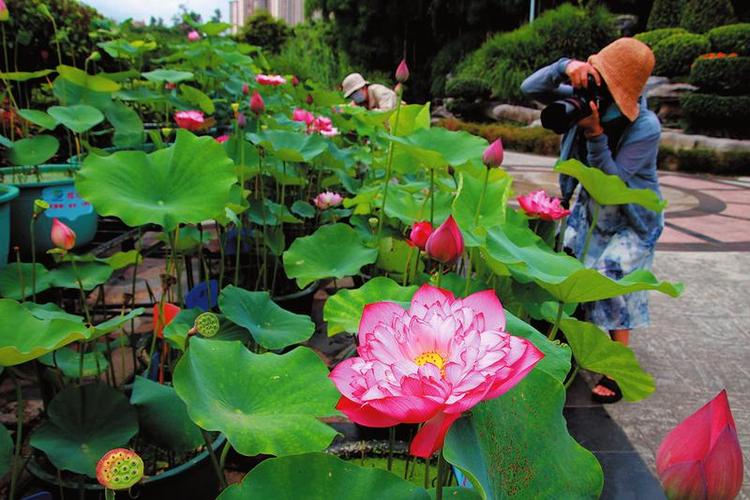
565,60,601,89
578,101,604,139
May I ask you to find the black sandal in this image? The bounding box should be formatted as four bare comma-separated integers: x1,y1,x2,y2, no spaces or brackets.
591,376,623,404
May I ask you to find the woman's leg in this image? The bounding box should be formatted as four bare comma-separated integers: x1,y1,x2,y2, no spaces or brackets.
592,329,630,397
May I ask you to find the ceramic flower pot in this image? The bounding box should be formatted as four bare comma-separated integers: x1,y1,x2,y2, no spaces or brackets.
0,184,20,266
0,165,98,255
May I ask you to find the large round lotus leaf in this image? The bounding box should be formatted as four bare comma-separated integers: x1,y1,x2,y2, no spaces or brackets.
75,129,237,231
283,223,378,289
142,69,194,83
130,376,203,452
218,453,430,500
104,101,144,148
0,69,53,81
8,135,60,165
30,384,139,477
0,424,12,477
17,109,58,130
57,65,120,93
39,347,109,378
218,285,315,350
388,127,488,169
173,338,339,457
47,105,105,133
252,129,328,163
452,166,512,247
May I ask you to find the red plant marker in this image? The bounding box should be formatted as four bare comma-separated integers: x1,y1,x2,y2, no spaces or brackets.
152,303,181,339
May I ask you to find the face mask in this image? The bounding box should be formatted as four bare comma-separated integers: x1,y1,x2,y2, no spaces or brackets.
352,89,366,104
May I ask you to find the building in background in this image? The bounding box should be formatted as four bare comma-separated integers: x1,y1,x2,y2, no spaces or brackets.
229,0,304,33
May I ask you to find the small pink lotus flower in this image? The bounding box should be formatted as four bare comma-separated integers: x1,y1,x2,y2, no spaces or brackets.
426,215,464,265
242,83,249,95
187,30,200,42
330,284,543,457
409,221,433,250
482,139,504,168
237,113,247,128
395,59,410,83
174,110,204,131
256,74,286,86
250,91,265,115
215,135,230,144
292,108,315,126
51,218,76,251
306,94,314,105
657,390,744,500
313,191,343,210
312,116,339,137
96,448,144,490
291,75,300,86
164,82,176,91
517,190,570,221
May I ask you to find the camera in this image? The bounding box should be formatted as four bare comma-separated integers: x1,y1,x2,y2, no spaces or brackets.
540,75,610,134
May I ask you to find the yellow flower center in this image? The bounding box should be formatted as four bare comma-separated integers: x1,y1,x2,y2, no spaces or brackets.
414,351,446,374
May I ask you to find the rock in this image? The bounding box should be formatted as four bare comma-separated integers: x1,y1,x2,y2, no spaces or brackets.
647,82,697,100
486,103,541,125
661,129,750,153
615,14,639,36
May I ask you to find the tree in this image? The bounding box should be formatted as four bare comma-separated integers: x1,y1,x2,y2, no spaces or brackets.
211,8,222,23
236,11,291,55
647,0,684,30
681,0,736,33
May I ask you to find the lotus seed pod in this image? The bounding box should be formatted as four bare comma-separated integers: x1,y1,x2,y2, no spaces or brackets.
194,312,220,337
96,448,144,491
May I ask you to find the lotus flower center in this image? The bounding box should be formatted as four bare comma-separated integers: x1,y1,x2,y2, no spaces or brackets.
414,351,445,372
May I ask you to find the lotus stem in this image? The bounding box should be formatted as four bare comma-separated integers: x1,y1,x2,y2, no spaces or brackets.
8,370,24,500
218,440,232,477
436,449,448,500
376,94,404,239
424,457,430,489
146,299,166,378
234,125,245,287
436,263,444,288
201,430,227,490
429,168,435,227
547,301,564,341
387,426,395,471
463,249,473,296
564,365,580,389
474,167,490,226
580,203,600,264
14,249,25,301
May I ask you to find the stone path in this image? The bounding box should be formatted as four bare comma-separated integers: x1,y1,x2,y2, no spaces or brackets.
505,151,750,498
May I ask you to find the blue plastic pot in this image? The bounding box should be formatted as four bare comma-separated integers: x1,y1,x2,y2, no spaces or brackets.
0,184,20,266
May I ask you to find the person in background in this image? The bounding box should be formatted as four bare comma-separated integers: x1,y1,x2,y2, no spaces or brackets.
521,38,664,404
341,73,398,111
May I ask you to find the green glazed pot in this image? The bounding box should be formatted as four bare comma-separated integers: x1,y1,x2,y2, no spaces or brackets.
0,184,20,266
0,165,98,255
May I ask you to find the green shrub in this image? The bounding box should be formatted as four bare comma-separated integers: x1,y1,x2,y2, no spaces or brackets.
634,28,689,48
681,0,736,33
236,10,290,54
689,56,750,94
437,118,561,156
681,93,750,137
445,78,492,100
455,4,617,104
707,23,750,54
653,33,711,76
658,146,750,175
647,0,686,30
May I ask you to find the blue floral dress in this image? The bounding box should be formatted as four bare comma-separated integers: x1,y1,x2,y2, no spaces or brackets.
521,59,664,331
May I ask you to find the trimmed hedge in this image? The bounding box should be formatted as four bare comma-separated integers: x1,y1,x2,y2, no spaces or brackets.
437,118,561,156
681,93,750,137
658,147,750,175
653,33,711,76
445,78,492,100
647,0,686,30
681,0,736,33
707,23,750,55
635,28,689,48
689,56,750,94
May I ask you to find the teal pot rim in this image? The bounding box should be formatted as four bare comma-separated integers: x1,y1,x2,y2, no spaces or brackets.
0,184,20,204
26,433,227,491
0,164,79,188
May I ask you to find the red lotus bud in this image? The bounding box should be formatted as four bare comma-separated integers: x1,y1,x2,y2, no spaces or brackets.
242,83,249,95
425,215,464,265
482,139,504,168
306,94,314,105
395,59,409,83
51,218,76,251
291,75,300,86
250,91,265,115
409,221,433,251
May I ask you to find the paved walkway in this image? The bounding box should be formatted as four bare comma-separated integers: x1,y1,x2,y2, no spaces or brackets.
505,151,750,498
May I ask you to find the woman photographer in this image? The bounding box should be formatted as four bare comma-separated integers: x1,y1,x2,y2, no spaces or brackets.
521,38,664,403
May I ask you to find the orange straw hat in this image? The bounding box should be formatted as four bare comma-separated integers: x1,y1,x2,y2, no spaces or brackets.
588,38,655,122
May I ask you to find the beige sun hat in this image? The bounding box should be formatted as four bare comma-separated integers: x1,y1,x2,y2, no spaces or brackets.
588,38,655,122
342,73,368,98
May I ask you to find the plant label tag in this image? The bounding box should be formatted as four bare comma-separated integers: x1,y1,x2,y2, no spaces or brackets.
42,185,93,221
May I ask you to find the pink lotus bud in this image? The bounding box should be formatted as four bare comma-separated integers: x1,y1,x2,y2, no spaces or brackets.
242,83,249,95
291,75,300,86
0,0,8,22
395,59,409,83
164,82,176,91
409,221,433,251
237,113,247,128
187,30,200,42
482,139,504,168
656,390,743,500
96,448,144,490
215,135,230,144
306,94,314,105
313,191,343,210
174,110,205,131
250,91,264,115
425,215,464,265
517,190,570,221
51,218,76,251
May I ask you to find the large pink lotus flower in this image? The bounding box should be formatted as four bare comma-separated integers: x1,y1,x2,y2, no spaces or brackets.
313,191,343,210
256,74,286,86
51,218,76,250
174,110,204,131
517,190,570,221
330,285,543,458
657,390,744,500
426,215,464,265
292,108,315,126
187,30,200,42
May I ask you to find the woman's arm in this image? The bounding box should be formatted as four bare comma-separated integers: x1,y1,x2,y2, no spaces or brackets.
520,58,574,104
586,129,660,182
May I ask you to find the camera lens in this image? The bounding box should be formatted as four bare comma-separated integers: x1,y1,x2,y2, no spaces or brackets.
540,96,591,134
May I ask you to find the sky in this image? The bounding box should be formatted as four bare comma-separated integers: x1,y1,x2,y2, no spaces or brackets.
81,0,229,24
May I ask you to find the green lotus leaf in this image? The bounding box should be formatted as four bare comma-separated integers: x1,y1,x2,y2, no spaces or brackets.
46,262,115,291
558,317,655,401
75,129,237,231
0,69,54,81
163,309,250,350
0,424,13,477
384,187,453,226
388,127,488,169
283,224,378,288
505,311,571,384
218,453,430,500
89,308,144,340
180,84,215,114
53,76,113,109
427,488,481,499
130,376,203,452
47,105,105,133
17,109,58,130
390,103,431,136
57,65,120,92
173,338,339,457
9,135,60,165
291,200,315,218
104,101,144,148
142,69,194,83
444,369,603,499
375,237,424,278
39,347,108,378
30,384,138,477
323,277,418,336
252,129,328,163
555,159,667,212
452,167,512,247
218,285,315,350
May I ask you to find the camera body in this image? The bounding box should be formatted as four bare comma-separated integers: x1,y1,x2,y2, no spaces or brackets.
540,75,610,134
